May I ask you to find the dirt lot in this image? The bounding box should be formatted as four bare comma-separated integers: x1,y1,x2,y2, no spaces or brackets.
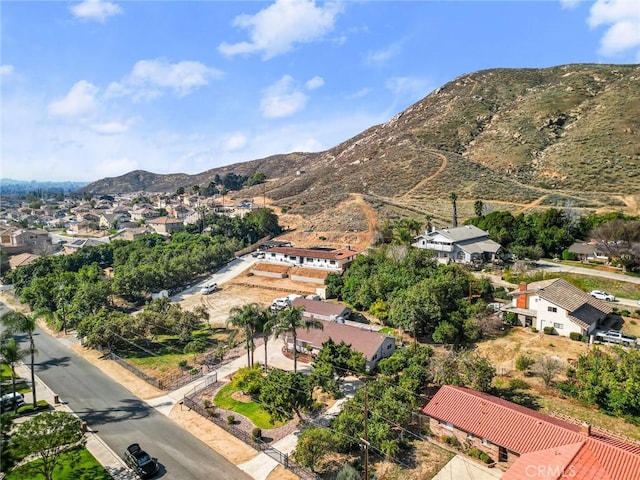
474,327,594,374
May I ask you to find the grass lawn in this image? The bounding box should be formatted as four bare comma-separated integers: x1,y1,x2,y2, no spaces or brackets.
214,383,283,429
5,447,111,480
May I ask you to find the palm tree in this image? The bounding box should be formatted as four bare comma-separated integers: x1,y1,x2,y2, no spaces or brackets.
258,308,278,373
271,306,323,373
220,187,229,210
0,335,28,413
226,303,262,368
450,192,458,227
2,311,41,408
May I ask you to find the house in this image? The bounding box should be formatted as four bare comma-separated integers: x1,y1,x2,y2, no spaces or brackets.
412,225,502,264
264,246,358,271
291,298,351,322
567,241,609,262
504,278,612,337
287,319,396,370
146,216,184,235
9,252,40,270
423,385,640,479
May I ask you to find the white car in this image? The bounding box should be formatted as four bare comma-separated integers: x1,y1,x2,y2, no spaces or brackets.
590,290,615,301
200,283,218,295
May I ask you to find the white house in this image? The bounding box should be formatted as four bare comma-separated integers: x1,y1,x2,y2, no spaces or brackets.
412,225,502,264
263,246,358,271
504,278,613,337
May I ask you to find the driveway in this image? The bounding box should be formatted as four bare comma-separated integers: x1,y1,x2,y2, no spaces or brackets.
432,455,503,480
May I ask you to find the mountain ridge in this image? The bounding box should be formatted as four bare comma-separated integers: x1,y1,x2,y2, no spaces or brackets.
82,63,640,230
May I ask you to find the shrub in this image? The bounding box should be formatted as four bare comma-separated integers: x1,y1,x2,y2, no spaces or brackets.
178,360,188,369
531,327,538,333
441,435,461,448
620,310,630,317
227,415,235,425
16,400,49,415
515,354,535,372
505,312,518,325
543,326,556,335
252,427,262,441
480,452,493,464
508,378,530,390
569,332,582,341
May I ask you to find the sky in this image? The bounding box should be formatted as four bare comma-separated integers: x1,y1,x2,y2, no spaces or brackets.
1,0,639,182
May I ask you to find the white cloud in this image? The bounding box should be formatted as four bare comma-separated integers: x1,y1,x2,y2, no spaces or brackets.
366,42,402,65
0,65,14,76
70,0,122,23
346,87,371,100
90,120,131,135
105,59,222,100
559,0,583,9
305,76,324,90
223,133,248,152
48,80,99,118
261,75,308,118
588,0,640,57
386,77,432,100
218,0,344,60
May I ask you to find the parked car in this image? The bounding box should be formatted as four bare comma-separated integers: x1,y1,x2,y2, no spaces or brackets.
590,290,615,301
270,297,291,312
0,392,25,411
124,443,159,479
200,283,218,295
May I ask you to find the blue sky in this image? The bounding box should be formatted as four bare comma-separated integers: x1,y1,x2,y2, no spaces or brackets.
1,0,639,182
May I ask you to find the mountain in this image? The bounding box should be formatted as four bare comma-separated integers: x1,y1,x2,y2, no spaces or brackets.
82,64,640,230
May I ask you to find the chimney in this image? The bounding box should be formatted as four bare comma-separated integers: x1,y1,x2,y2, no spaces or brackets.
581,423,591,436
519,282,527,292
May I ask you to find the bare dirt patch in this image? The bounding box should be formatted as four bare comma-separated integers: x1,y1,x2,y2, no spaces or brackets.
250,263,291,274
475,327,593,374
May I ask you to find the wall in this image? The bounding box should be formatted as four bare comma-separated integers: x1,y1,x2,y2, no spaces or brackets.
537,298,582,337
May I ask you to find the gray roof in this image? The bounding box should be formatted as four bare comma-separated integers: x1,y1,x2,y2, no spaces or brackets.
429,225,490,242
458,239,503,255
294,319,393,360
291,298,351,318
534,279,612,315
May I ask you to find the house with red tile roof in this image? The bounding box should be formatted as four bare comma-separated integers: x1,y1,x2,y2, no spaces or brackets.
503,278,613,338
288,319,396,370
263,246,358,271
422,385,640,480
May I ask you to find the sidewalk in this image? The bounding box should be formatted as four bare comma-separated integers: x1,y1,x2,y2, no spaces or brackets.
13,362,137,480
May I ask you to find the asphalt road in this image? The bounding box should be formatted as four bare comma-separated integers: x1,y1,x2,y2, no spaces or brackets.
28,328,251,480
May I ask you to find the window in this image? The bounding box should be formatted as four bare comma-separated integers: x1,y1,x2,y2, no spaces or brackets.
547,306,557,313
438,420,454,431
482,438,492,446
467,432,474,440
387,343,393,349
553,322,563,329
330,260,336,265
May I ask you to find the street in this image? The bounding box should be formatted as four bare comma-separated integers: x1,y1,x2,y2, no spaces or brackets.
27,327,251,480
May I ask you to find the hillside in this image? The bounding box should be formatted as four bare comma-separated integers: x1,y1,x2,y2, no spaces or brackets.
81,63,640,242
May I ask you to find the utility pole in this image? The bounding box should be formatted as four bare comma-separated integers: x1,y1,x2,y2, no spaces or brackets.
362,383,369,480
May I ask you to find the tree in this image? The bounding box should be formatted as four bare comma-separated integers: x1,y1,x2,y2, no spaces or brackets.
271,306,323,373
9,411,85,480
474,200,484,217
535,355,563,386
336,464,361,480
450,192,458,227
293,427,334,472
0,335,29,413
226,303,263,367
259,369,312,422
258,308,278,372
2,311,42,408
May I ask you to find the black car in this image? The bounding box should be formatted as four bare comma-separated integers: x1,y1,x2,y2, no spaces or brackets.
124,443,159,479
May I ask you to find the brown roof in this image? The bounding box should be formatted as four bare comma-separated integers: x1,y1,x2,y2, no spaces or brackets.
294,319,393,360
9,252,40,269
423,386,640,480
268,246,357,261
291,298,350,318
147,216,183,224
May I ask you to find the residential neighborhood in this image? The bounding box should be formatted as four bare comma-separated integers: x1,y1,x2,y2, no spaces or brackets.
1,187,640,480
